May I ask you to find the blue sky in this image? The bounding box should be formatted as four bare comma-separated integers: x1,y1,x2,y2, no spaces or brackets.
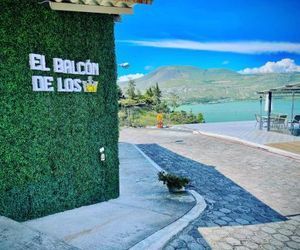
115,0,300,80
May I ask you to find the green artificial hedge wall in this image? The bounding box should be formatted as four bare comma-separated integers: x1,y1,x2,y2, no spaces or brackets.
0,0,119,221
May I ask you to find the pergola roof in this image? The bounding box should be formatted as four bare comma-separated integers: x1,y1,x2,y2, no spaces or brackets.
257,83,300,95
49,0,153,15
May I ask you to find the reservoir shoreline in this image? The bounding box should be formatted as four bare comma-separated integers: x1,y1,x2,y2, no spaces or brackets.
177,98,300,123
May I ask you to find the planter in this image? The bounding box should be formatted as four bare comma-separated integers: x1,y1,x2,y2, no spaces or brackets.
168,186,186,193
157,122,163,128
158,171,190,193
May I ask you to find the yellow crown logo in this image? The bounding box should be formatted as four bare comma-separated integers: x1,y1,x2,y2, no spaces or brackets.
83,76,98,93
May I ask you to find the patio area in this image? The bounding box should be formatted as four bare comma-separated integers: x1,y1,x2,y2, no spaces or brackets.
257,82,300,133
120,128,300,249
173,120,300,145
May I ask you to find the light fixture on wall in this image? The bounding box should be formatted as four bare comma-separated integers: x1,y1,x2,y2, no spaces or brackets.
118,62,130,69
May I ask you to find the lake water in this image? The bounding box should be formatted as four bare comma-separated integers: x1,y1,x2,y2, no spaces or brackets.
178,98,300,123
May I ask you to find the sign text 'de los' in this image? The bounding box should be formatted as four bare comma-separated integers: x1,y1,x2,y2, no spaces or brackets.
29,53,99,93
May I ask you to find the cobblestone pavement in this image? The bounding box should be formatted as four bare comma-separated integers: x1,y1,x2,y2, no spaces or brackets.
120,128,300,216
199,216,300,250
120,128,300,249
173,121,300,145
138,143,290,249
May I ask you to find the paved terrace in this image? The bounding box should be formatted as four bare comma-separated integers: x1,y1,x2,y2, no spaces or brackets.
173,121,300,145
120,128,300,249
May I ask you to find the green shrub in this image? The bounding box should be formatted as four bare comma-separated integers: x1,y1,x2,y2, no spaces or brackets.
0,0,119,221
197,113,205,123
169,111,204,124
118,107,205,127
158,171,190,189
133,110,157,127
119,107,157,127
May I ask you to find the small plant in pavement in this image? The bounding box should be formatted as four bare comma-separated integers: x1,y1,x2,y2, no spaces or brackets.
158,171,190,191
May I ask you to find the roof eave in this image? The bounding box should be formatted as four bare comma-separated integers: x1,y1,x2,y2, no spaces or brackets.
257,82,300,95
49,2,133,15
49,0,152,15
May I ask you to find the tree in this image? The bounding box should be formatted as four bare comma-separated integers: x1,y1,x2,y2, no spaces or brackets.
169,92,181,112
126,79,136,99
144,87,154,105
197,113,205,123
145,87,154,98
117,85,124,100
153,82,162,104
136,89,142,100
154,101,170,113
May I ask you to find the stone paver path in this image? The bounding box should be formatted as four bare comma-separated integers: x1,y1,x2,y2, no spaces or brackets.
173,121,300,145
199,216,300,250
120,128,300,249
138,143,290,249
121,128,300,216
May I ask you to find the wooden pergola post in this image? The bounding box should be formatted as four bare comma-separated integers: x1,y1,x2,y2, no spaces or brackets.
291,92,295,129
259,96,263,130
267,91,272,131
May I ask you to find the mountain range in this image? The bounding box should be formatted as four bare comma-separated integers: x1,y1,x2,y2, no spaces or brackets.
118,66,300,103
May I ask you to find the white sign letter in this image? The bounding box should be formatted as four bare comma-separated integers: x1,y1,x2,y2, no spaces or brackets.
64,60,73,74
29,54,50,71
44,77,54,92
73,79,82,92
32,75,44,91
53,58,64,73
29,54,42,70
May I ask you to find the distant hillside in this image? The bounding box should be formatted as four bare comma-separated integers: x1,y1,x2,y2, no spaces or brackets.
118,66,300,103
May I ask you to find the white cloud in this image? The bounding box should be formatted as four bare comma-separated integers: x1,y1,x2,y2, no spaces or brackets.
239,58,300,74
118,73,144,82
122,39,300,54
